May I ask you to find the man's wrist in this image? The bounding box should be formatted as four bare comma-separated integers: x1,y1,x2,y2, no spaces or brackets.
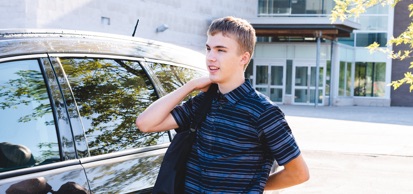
184,80,197,93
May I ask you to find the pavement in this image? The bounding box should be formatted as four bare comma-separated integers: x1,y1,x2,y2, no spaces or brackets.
270,105,413,194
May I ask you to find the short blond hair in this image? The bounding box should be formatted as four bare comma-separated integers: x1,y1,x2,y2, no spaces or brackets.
207,16,256,68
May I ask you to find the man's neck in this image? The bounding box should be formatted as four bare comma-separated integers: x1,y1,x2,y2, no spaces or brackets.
218,77,245,94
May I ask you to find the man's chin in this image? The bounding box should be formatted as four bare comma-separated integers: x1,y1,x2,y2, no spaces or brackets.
208,76,220,84
208,74,216,80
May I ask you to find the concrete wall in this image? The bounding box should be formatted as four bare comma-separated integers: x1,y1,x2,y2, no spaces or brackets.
0,0,257,53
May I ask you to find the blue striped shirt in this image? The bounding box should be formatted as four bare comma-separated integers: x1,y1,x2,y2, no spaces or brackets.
171,80,300,193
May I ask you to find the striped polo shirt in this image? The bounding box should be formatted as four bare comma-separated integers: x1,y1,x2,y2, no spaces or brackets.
171,80,301,193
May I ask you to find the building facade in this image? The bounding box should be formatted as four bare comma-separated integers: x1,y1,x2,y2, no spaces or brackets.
1,0,411,106
391,0,413,106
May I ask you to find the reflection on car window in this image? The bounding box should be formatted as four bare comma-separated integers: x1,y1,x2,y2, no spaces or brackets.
0,60,59,172
59,58,168,156
148,62,207,98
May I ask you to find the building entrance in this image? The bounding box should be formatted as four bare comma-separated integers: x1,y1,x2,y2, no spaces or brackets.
293,62,325,105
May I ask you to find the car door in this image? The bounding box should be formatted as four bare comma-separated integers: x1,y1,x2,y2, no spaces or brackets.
0,57,90,193
50,56,172,193
46,54,207,193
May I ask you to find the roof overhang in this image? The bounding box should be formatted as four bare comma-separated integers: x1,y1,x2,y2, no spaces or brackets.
248,17,360,40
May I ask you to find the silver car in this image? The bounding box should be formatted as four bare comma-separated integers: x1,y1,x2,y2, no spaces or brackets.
0,29,207,194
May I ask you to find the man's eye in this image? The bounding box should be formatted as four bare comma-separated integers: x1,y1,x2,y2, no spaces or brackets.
218,49,225,52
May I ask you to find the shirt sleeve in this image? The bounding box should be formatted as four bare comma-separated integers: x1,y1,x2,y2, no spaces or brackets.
257,106,301,166
170,97,194,133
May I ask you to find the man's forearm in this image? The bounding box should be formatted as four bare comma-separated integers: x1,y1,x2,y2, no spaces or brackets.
136,81,196,133
264,155,309,191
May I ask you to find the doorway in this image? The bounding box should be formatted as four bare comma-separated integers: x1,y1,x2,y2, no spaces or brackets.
293,62,325,105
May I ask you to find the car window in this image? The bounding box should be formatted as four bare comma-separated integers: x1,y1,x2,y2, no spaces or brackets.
59,58,169,156
0,60,60,172
147,62,207,98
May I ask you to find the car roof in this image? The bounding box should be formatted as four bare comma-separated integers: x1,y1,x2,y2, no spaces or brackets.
0,29,206,71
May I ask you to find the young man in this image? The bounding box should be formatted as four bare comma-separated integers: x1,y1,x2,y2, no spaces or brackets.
136,16,309,193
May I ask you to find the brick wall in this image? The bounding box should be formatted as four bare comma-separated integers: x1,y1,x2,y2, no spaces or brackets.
391,0,413,106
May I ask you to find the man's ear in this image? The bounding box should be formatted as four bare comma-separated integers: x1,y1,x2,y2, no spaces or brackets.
240,52,251,67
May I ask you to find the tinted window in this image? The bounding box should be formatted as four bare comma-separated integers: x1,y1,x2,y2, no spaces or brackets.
59,58,168,156
0,60,59,172
148,62,207,98
356,33,387,47
354,62,386,97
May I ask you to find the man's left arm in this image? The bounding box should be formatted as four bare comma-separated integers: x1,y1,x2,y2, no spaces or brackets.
258,106,310,191
264,154,309,190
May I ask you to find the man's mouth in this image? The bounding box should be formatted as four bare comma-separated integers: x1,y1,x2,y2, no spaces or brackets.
209,66,220,71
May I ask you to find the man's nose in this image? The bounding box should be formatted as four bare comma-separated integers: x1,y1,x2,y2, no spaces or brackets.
206,51,216,61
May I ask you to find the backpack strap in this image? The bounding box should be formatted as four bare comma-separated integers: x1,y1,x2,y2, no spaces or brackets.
189,84,218,132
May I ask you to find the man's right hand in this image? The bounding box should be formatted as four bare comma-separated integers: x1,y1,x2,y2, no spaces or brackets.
136,76,213,133
187,76,213,92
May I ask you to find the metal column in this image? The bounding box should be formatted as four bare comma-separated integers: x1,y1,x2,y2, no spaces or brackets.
315,31,322,107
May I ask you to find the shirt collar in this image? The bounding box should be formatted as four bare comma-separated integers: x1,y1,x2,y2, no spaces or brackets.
219,80,254,105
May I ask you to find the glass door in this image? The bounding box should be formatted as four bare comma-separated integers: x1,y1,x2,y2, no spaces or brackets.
293,64,324,105
255,63,284,103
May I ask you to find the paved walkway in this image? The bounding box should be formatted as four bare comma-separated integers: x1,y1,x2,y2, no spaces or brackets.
280,105,413,126
272,105,413,194
279,105,413,156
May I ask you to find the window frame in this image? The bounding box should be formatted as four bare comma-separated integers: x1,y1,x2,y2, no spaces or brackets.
0,55,77,173
48,54,176,157
354,62,386,97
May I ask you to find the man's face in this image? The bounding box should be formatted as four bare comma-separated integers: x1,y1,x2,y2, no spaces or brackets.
205,32,247,85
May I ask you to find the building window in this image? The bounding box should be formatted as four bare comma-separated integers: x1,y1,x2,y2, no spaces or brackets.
325,60,331,96
354,62,386,97
258,0,335,16
101,17,110,25
259,0,290,15
286,60,293,95
355,4,389,31
339,61,352,96
338,33,354,47
355,33,387,47
358,15,388,31
245,59,254,83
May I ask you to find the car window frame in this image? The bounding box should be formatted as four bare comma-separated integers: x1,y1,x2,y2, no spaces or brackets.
0,54,78,176
48,54,172,156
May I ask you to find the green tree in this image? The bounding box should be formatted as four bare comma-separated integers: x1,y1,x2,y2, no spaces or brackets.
331,0,413,92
